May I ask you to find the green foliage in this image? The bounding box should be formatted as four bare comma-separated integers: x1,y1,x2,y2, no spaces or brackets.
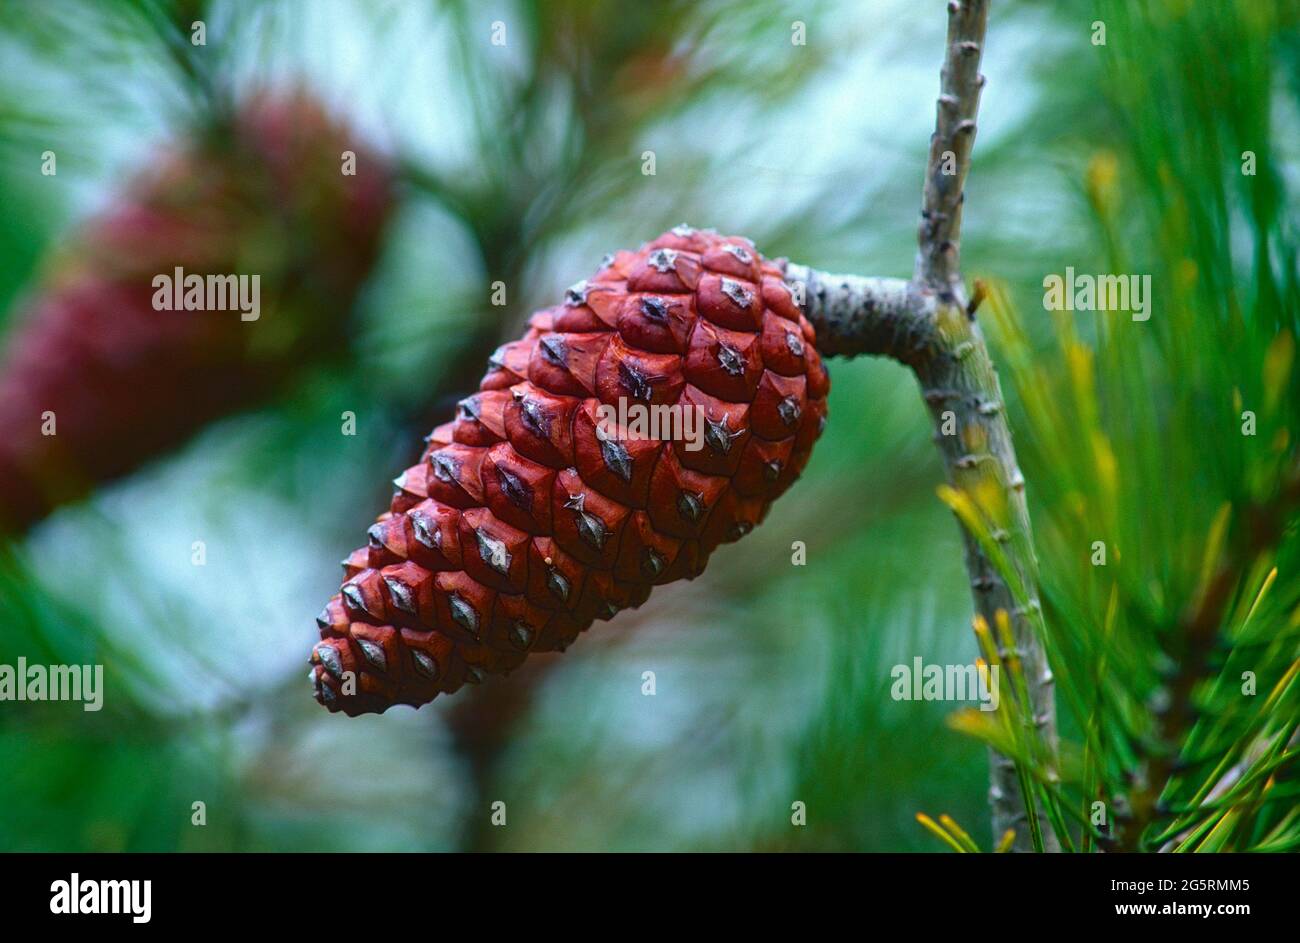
941,0,1300,851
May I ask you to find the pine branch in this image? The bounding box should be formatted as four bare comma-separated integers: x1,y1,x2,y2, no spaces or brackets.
917,0,989,290
1117,462,1300,851
784,0,1060,852
778,269,935,363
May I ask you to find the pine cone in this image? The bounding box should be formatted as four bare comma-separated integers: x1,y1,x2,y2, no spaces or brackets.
0,92,392,531
311,226,828,715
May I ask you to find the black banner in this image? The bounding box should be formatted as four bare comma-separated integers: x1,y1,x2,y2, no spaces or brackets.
0,851,1285,930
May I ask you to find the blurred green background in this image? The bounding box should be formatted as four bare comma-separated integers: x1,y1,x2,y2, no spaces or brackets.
1,0,1297,852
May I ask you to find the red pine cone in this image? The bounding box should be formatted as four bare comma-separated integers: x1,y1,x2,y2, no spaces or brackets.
311,226,828,715
0,92,392,531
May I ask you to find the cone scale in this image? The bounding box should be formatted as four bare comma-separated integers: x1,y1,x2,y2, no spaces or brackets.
311,227,828,715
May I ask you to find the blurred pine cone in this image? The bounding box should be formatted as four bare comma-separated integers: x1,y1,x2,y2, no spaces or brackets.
312,226,829,715
0,92,392,531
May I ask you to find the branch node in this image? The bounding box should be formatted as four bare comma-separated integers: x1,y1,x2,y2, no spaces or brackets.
922,387,962,405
